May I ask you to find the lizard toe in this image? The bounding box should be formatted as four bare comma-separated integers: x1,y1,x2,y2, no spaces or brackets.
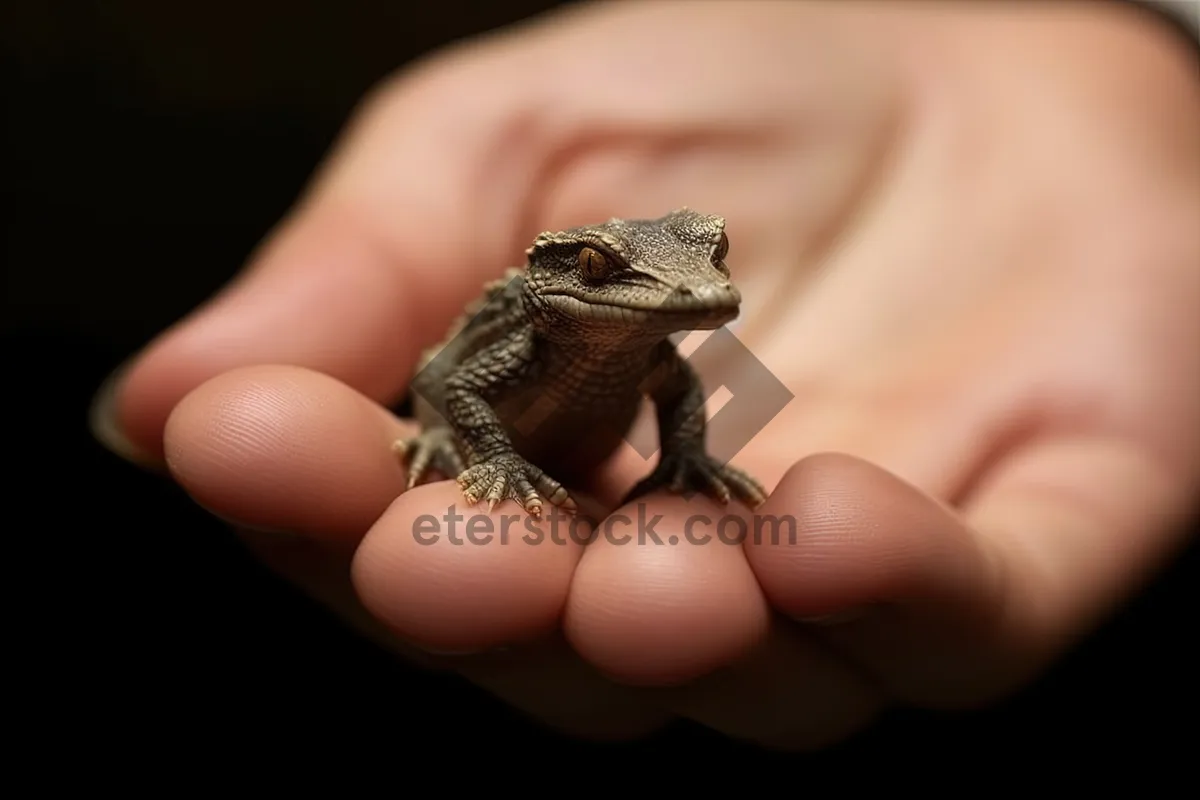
532,473,574,512
705,463,768,508
702,472,734,505
396,428,465,490
704,460,765,506
454,453,573,518
457,466,489,504
513,477,542,516
483,476,508,509
626,452,766,509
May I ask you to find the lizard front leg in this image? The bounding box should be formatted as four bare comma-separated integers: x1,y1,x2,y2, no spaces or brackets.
623,340,767,509
444,326,576,518
394,344,468,490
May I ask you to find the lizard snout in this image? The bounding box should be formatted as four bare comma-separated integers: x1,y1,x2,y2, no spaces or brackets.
674,280,741,309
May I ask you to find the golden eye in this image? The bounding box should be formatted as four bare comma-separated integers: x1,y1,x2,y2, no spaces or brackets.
713,231,729,262
578,246,609,280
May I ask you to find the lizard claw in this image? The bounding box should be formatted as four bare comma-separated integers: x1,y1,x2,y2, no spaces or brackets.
394,428,466,489
623,450,768,509
456,453,575,518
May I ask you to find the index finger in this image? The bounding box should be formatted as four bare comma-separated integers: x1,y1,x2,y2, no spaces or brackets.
91,54,534,466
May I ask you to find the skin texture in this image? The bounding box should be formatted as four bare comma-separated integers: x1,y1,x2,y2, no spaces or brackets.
90,1,1200,748
397,208,766,517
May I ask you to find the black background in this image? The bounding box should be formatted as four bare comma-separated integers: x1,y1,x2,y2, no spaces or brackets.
7,0,1197,777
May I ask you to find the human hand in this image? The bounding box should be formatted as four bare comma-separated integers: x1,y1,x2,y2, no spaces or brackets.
91,1,1200,747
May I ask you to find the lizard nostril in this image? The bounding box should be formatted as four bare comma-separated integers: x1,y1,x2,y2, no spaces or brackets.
678,286,693,295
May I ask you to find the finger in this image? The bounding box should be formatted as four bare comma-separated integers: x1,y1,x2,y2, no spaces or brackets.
336,451,669,739
563,493,772,687
237,517,671,742
562,489,883,746
743,452,1011,708
96,55,533,465
350,484,586,656
164,364,666,739
744,445,1196,709
234,524,670,743
103,205,478,466
162,363,472,668
163,364,410,544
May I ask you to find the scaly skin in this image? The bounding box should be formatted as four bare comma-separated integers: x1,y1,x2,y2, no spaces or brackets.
394,207,767,517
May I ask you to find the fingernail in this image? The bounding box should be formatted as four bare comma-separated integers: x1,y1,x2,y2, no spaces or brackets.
88,356,159,470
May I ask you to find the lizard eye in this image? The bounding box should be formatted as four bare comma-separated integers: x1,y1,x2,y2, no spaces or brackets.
712,232,730,276
713,232,729,263
578,246,610,280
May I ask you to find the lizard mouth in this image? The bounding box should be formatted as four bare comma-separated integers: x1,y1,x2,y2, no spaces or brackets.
539,286,741,329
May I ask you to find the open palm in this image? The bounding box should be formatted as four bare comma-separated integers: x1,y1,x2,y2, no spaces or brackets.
95,2,1199,747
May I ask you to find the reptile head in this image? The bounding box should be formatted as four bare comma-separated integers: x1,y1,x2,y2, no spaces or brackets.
523,208,742,336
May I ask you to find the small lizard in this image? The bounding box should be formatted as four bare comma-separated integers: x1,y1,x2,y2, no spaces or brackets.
394,207,767,517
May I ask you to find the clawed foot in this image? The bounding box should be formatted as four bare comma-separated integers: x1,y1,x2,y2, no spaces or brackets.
623,450,767,509
455,453,577,518
393,428,466,489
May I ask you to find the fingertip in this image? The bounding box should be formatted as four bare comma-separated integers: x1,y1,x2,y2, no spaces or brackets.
744,452,998,622
741,453,1037,708
563,496,771,687
350,484,585,654
162,364,411,542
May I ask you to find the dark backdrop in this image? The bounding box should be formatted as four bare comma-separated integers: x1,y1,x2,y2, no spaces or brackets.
6,0,1197,777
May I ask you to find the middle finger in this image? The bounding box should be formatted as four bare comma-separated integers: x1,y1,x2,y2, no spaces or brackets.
563,491,883,746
